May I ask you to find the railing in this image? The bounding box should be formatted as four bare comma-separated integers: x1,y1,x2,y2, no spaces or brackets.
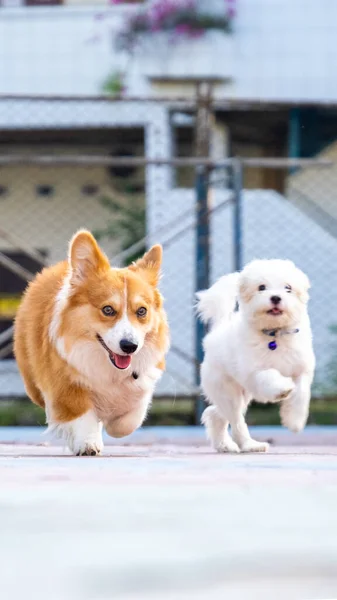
0,154,336,421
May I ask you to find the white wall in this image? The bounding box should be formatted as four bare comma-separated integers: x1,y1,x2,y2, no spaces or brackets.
229,0,337,102
2,0,337,101
0,7,118,95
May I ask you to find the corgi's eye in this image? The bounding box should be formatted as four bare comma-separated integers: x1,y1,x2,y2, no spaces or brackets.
102,305,116,316
136,307,147,318
258,284,266,291
285,285,292,293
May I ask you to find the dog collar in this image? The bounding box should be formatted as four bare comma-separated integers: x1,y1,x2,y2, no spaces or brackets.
262,327,299,351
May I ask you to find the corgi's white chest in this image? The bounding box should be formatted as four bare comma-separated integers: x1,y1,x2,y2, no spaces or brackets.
92,366,162,420
60,336,163,419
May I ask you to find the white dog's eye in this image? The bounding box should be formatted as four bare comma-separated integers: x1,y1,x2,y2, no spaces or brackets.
258,284,266,291
285,285,292,293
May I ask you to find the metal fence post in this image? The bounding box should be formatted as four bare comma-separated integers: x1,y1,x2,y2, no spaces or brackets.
232,159,244,272
193,80,214,425
195,166,210,424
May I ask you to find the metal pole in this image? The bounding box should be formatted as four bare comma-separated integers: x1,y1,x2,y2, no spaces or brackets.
288,107,301,175
232,159,244,272
194,81,213,424
288,108,301,159
195,167,210,424
0,251,34,282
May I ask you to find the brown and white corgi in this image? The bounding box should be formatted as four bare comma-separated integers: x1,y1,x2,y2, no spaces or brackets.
14,230,169,455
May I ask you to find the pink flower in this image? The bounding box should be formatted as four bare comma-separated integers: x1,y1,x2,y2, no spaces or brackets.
113,0,234,52
226,0,236,18
150,1,177,25
175,24,191,35
189,29,204,38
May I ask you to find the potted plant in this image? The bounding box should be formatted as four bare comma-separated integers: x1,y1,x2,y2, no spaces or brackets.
113,0,236,79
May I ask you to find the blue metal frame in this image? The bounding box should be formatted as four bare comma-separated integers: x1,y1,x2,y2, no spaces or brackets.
233,159,243,272
288,107,301,160
194,166,210,424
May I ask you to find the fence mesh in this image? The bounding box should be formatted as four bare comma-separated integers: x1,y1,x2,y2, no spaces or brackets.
241,162,337,395
1,97,337,410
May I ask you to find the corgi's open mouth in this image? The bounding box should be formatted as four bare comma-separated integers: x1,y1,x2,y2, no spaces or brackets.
96,334,131,370
267,308,283,316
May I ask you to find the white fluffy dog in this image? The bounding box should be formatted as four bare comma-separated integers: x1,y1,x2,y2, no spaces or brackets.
197,259,315,453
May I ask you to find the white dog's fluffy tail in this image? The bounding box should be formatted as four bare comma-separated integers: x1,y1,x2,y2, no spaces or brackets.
196,272,240,328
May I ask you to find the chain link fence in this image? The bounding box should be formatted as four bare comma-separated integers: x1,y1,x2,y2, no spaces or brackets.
1,96,337,418
238,158,337,396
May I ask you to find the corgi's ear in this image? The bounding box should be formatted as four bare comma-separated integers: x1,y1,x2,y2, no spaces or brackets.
129,245,162,287
69,230,110,283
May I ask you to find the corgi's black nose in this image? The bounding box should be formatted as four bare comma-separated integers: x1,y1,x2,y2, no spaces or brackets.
120,339,138,354
270,295,281,305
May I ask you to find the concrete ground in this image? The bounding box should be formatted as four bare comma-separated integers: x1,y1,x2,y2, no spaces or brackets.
1,426,337,600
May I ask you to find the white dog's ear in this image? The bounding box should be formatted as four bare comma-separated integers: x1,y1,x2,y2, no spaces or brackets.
238,273,254,303
295,268,311,303
196,273,239,326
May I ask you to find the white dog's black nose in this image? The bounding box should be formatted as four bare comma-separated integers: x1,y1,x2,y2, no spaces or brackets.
270,295,281,305
119,339,138,354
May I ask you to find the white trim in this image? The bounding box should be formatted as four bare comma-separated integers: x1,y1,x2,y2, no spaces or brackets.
0,5,132,19
0,100,152,129
49,272,71,347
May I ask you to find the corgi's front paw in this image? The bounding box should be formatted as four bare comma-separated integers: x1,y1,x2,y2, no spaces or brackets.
73,440,103,456
50,410,103,456
69,415,103,456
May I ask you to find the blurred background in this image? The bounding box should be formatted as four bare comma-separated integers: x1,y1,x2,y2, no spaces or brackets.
1,0,337,426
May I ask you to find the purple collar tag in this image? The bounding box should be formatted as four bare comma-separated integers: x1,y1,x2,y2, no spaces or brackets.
263,327,299,351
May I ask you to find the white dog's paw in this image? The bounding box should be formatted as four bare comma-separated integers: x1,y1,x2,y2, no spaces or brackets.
255,373,295,404
274,378,295,402
240,439,269,453
285,422,303,434
280,406,308,433
215,439,241,454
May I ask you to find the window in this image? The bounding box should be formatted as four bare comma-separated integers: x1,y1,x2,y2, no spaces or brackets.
81,184,99,197
36,184,54,197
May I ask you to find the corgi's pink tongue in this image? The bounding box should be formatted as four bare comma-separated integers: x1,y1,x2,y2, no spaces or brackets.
113,353,132,369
